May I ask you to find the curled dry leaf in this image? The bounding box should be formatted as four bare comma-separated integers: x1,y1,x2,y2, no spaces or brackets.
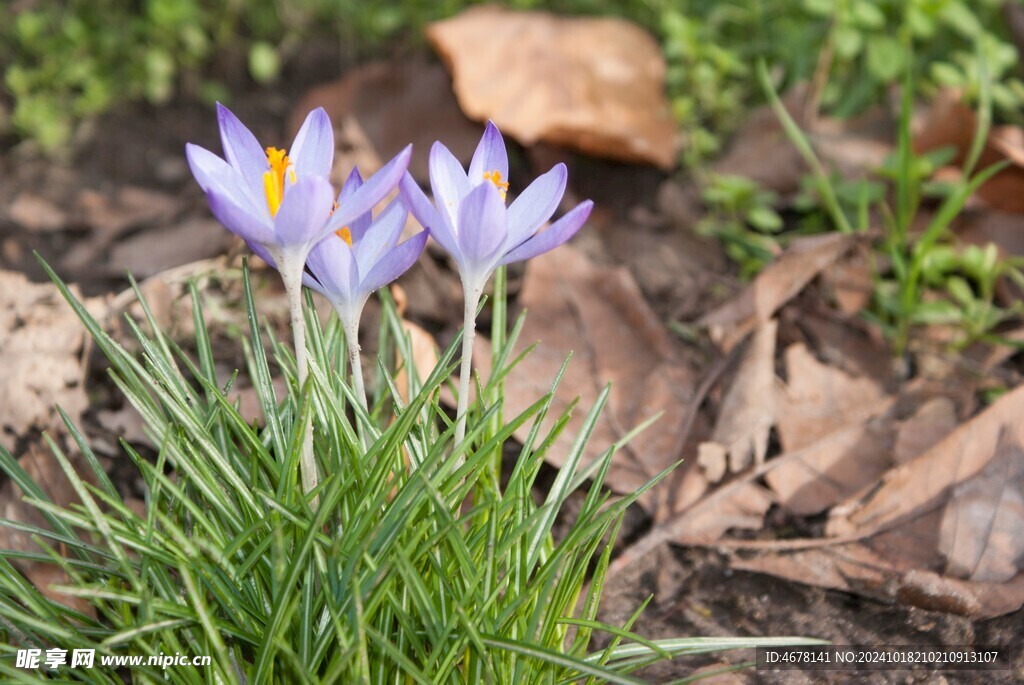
290,57,484,183
914,88,1024,213
426,5,678,169
893,397,958,465
776,343,887,453
698,320,778,482
713,85,809,195
699,233,855,351
0,270,95,451
938,429,1024,583
733,384,1024,618
503,245,695,503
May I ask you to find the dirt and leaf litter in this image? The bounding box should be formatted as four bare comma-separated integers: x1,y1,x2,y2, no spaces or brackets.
3,6,1024,679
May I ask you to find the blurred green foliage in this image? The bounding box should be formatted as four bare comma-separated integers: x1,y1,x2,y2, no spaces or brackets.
2,0,1020,154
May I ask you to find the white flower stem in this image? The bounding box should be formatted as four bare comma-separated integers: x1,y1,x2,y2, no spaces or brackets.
454,286,483,449
343,317,370,451
279,252,319,501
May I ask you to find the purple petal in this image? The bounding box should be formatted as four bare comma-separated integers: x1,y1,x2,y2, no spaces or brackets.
361,231,428,294
505,163,566,248
337,167,372,240
246,240,278,269
186,143,259,214
306,233,357,304
467,121,509,187
354,201,406,277
289,107,334,178
400,172,459,258
272,175,336,247
207,190,276,246
499,200,593,266
327,145,411,233
457,183,508,268
429,141,470,233
216,103,270,217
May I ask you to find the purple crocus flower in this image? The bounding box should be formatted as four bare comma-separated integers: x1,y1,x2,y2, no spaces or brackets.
304,169,428,329
303,169,428,413
185,103,411,273
399,120,593,295
400,121,593,447
185,103,410,497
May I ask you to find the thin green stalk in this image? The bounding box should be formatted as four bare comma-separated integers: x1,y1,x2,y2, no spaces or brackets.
344,316,370,451
489,266,507,484
278,250,319,499
454,285,483,450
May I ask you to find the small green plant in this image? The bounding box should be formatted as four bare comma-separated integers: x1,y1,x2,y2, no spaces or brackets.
696,173,783,278
758,49,1023,357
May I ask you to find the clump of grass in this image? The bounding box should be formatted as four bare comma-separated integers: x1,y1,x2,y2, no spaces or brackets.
0,260,817,682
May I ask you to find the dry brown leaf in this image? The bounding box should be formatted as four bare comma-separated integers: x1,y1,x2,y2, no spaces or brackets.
938,429,1024,583
893,396,958,465
828,383,1024,539
819,246,873,316
393,319,439,406
426,5,678,169
777,342,887,452
914,88,1024,212
793,309,892,384
729,385,1024,618
765,421,895,517
698,320,777,482
6,192,68,233
0,270,95,451
291,57,483,183
674,482,775,543
504,245,694,502
732,543,1024,619
713,86,808,195
699,233,855,351
106,218,235,279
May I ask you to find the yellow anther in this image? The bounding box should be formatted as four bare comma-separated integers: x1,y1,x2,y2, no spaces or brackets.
262,147,294,216
483,170,509,200
336,227,353,247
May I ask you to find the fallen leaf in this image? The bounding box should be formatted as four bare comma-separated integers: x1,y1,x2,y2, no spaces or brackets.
819,246,873,316
698,320,778,481
674,482,775,543
6,192,68,233
504,245,695,502
427,5,678,169
765,420,895,517
390,284,440,406
791,309,892,385
914,88,1024,212
107,218,235,278
776,343,887,452
893,396,958,464
731,543,1024,619
291,57,484,183
713,86,808,195
938,429,1024,583
827,383,1024,540
698,233,855,351
76,186,181,238
729,385,1024,618
0,270,94,451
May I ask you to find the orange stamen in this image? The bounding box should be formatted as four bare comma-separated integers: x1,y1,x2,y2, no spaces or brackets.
336,227,353,246
483,170,509,200
263,147,294,216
